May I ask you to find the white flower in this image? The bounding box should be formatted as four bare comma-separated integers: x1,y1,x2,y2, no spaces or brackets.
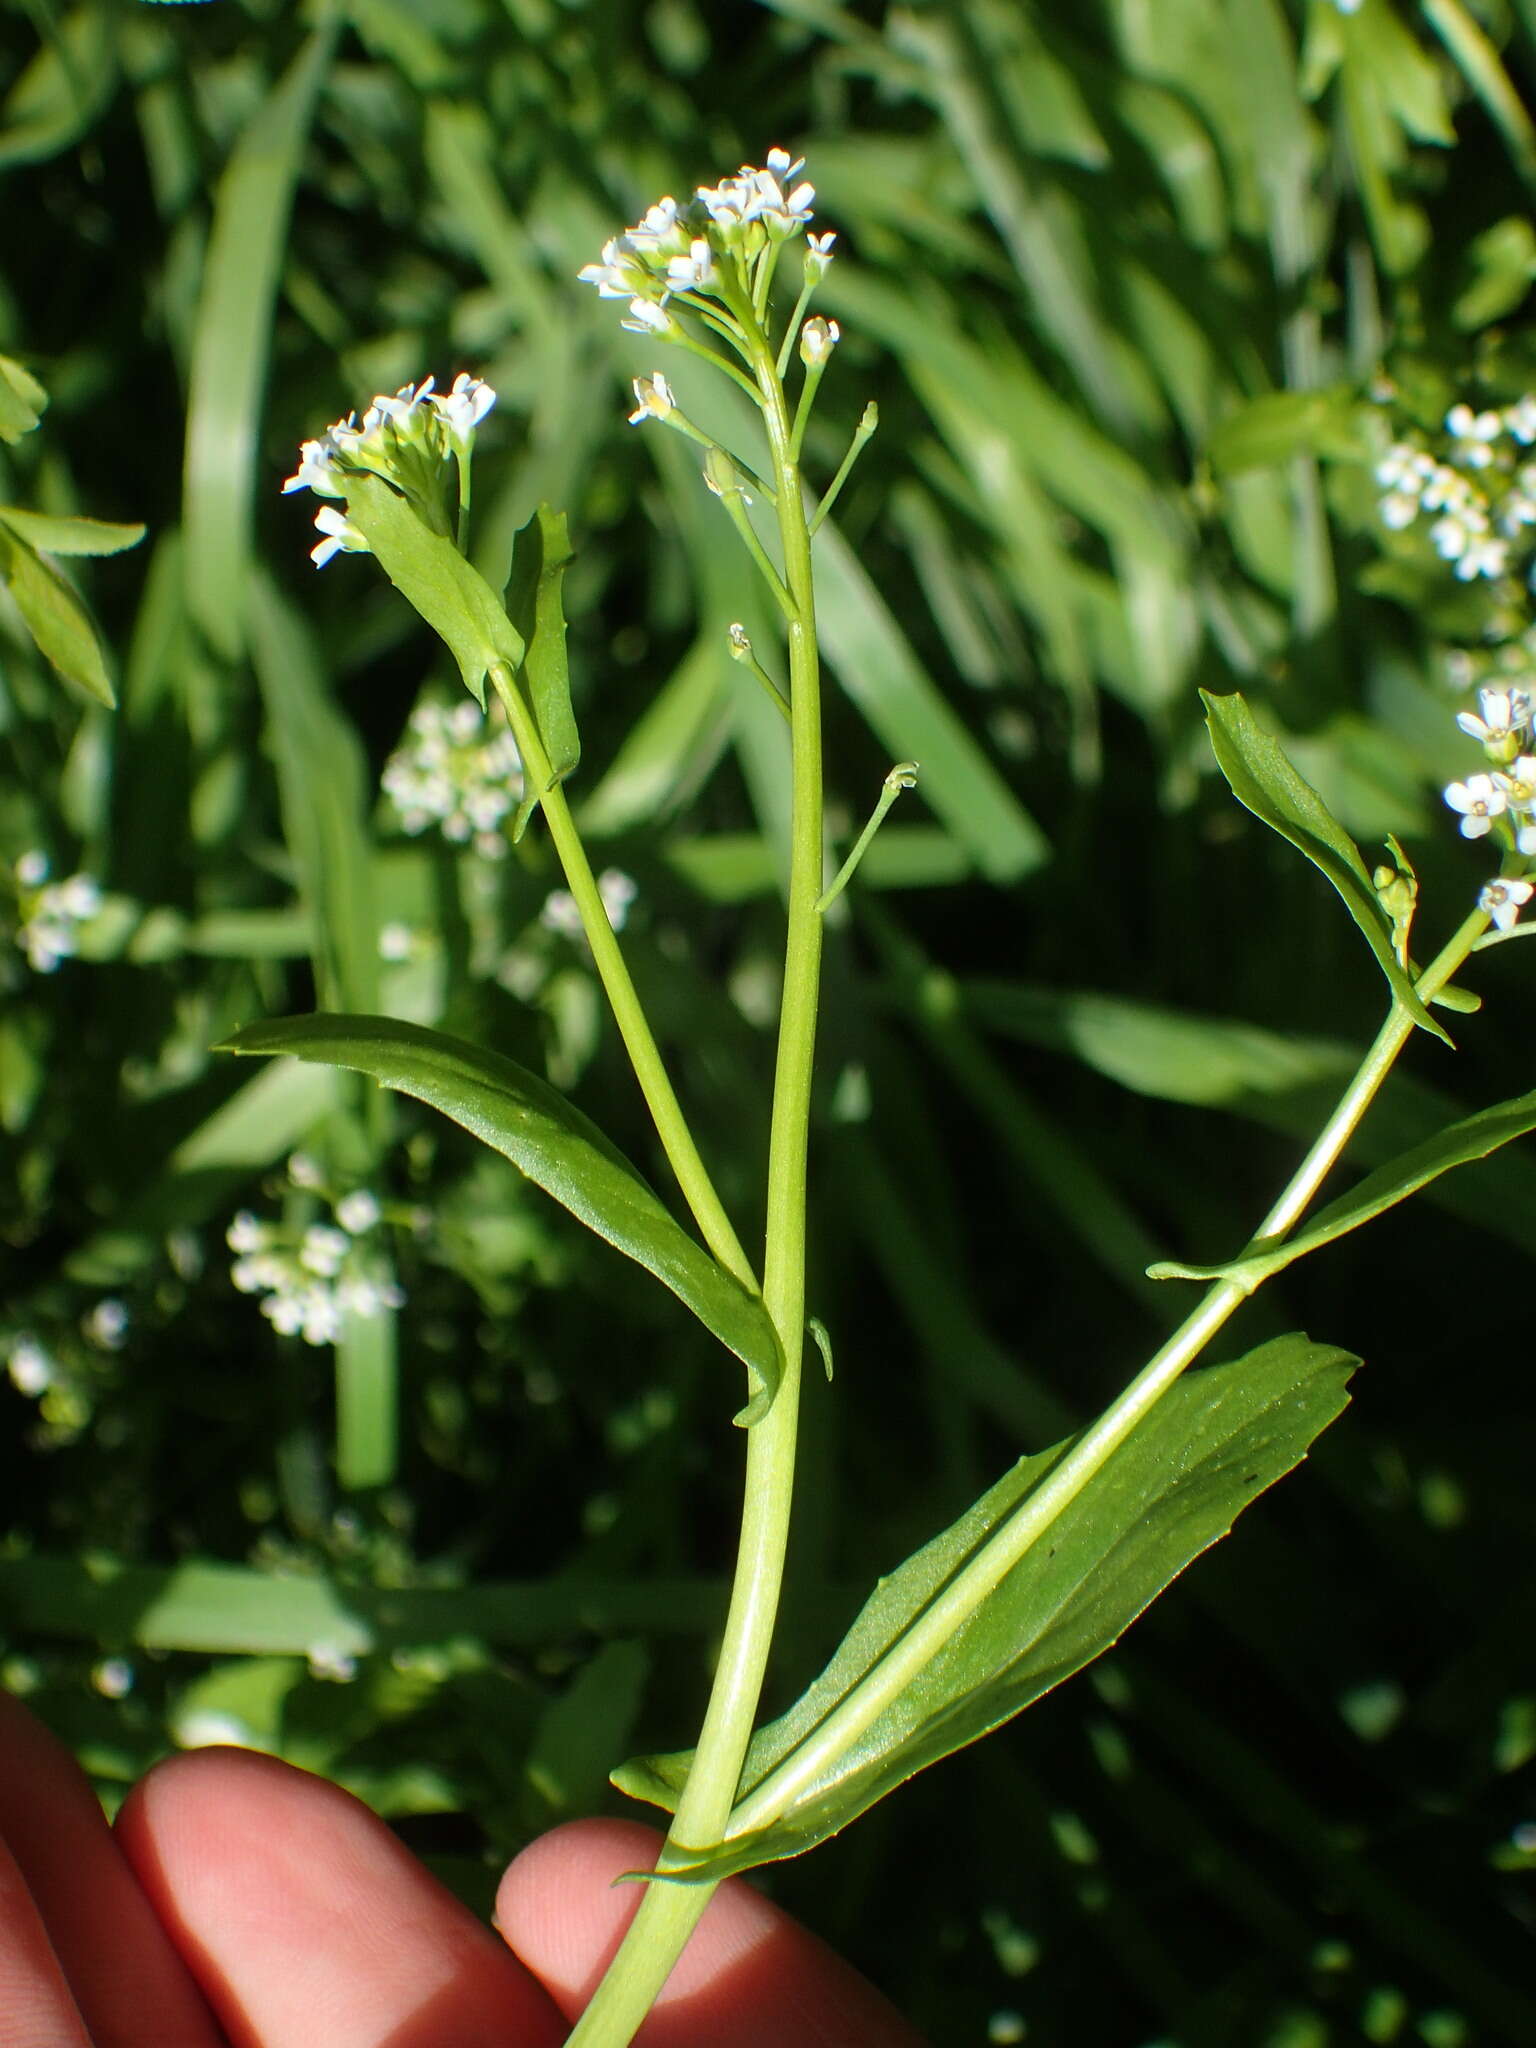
300,1224,351,1277
1458,687,1533,747
378,922,414,962
1380,491,1419,530
92,1658,133,1699
7,1338,52,1396
626,197,685,255
15,869,100,974
1494,753,1536,811
289,1154,323,1188
540,888,584,939
335,1190,381,1234
1479,876,1534,930
306,1643,357,1683
599,868,638,931
577,237,643,298
310,504,369,570
1456,533,1509,581
665,239,716,293
281,438,345,498
628,374,676,425
799,316,840,368
431,373,496,443
1446,403,1503,467
1506,396,1536,444
14,850,48,888
84,1299,128,1351
1444,772,1507,837
803,231,836,282
621,297,677,337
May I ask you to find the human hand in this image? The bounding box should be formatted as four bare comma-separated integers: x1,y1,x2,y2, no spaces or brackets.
0,1690,924,2046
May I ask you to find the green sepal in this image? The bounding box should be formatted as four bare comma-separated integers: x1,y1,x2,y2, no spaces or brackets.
344,472,523,710
1150,1084,1536,1291
1201,692,1450,1044
217,1012,782,1425
611,1334,1354,1878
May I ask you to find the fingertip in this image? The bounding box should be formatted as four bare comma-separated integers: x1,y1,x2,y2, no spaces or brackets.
498,1820,926,2046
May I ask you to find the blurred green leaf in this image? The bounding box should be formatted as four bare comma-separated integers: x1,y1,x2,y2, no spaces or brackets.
0,508,145,557
183,23,337,656
1206,388,1366,475
0,354,47,443
218,1013,782,1422
614,1334,1355,1879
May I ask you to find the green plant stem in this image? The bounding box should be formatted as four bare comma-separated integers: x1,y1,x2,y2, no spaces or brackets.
565,293,825,2048
488,663,756,1296
724,905,1487,1837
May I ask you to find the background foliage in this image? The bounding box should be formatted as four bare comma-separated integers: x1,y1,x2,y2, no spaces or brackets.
2,0,1535,2041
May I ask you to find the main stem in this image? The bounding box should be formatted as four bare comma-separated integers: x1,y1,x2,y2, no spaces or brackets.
726,905,1489,1836
564,319,824,2044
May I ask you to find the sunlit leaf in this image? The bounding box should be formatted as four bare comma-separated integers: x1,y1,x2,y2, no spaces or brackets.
1201,692,1448,1043
613,1334,1354,1878
218,1013,781,1422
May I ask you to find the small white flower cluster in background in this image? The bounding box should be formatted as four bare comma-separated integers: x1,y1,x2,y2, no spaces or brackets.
11,852,101,973
1375,399,1536,583
226,1171,402,1347
1442,685,1536,930
282,373,496,567
541,868,638,941
382,700,524,859
6,1334,54,1397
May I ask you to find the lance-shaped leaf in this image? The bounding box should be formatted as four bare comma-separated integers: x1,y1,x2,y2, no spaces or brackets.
1152,1085,1536,1291
506,502,580,804
1201,692,1450,1044
344,472,523,710
613,1333,1354,1879
218,1013,780,1423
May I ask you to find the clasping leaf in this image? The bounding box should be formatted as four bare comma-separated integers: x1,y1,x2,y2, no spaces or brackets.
613,1333,1354,1879
344,472,523,710
1202,692,1452,1044
218,1014,781,1423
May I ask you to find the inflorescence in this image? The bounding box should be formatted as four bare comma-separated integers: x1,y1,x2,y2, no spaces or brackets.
578,148,837,427
1376,400,1536,587
227,1165,403,1348
10,852,100,974
1443,684,1536,931
382,700,524,859
282,373,495,567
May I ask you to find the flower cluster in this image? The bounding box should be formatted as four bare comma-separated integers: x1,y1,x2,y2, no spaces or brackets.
227,1181,402,1348
1442,684,1536,929
11,852,101,973
382,700,524,858
578,149,825,320
1375,400,1536,584
282,373,495,567
541,868,638,941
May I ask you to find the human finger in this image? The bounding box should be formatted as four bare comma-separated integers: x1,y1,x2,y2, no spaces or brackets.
116,1746,567,2048
0,1692,220,2048
497,1818,927,2047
